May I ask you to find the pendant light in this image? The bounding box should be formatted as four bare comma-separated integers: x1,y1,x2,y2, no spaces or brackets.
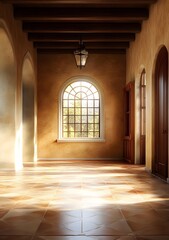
74,40,88,69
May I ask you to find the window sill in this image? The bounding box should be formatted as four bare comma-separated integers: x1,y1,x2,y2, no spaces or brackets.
57,138,105,143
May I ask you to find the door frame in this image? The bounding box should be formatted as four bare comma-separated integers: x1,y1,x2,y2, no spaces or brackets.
152,46,168,181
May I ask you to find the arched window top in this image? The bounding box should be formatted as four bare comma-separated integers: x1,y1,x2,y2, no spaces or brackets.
59,78,104,142
140,69,146,86
63,81,99,100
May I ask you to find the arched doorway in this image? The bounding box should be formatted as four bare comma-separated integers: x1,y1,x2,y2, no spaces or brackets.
153,46,168,180
22,55,35,165
0,26,16,168
140,69,146,165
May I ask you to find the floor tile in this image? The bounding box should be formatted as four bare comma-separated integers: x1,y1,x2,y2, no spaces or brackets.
0,160,169,239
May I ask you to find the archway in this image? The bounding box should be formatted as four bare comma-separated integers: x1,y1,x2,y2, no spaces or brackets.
0,25,16,168
135,67,146,165
22,54,35,165
153,46,168,180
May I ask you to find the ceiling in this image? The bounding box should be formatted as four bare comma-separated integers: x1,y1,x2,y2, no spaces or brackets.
3,0,157,54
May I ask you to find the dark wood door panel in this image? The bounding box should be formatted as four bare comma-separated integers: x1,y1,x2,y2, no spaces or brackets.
154,46,168,180
123,81,135,163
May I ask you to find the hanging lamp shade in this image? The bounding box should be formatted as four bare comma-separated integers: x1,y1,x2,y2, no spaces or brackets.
74,41,88,69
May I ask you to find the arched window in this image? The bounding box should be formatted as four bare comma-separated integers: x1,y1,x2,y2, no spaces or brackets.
59,78,103,141
140,69,146,165
140,69,146,136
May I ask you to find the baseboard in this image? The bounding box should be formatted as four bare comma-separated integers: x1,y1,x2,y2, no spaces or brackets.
37,157,123,161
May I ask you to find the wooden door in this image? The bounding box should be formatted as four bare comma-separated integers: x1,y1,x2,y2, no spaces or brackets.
124,81,135,163
140,70,146,165
154,47,168,180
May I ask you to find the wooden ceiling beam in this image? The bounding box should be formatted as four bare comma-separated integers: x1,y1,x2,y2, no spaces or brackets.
14,7,149,21
37,48,126,54
33,41,129,49
28,32,135,42
2,0,156,54
3,0,157,7
23,22,141,33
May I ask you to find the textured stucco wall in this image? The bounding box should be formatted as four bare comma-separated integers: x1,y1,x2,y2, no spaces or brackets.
37,53,125,159
126,0,169,171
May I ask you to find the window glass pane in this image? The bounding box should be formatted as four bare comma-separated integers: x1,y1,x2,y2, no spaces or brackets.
82,100,87,107
63,116,68,123
88,100,94,107
76,92,81,99
63,132,68,138
141,109,145,135
75,132,82,137
95,108,99,115
140,71,146,136
81,92,87,98
63,100,68,107
69,116,74,123
90,85,97,92
95,124,99,131
94,92,99,99
82,124,87,131
71,82,80,88
88,132,94,137
82,108,87,115
82,82,91,88
87,89,92,95
69,124,74,132
74,86,81,93
88,108,93,115
95,100,99,107
75,108,81,115
88,116,94,123
82,132,88,137
141,87,146,107
69,100,74,107
94,132,99,138
63,92,69,99
75,100,81,107
88,93,94,99
88,95,94,100
82,87,89,94
63,124,68,131
75,124,81,131
69,108,74,115
88,124,94,131
69,90,76,97
63,108,68,115
65,85,72,92
82,116,87,123
75,116,81,123
69,132,74,138
95,116,99,123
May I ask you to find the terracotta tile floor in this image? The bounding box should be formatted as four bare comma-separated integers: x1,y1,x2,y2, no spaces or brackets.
0,160,169,240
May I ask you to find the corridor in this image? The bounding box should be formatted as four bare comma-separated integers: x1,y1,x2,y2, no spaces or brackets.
0,161,169,240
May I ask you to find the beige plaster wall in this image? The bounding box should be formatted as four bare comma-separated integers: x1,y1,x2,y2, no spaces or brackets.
22,57,36,165
37,53,125,159
126,0,169,171
0,2,37,169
